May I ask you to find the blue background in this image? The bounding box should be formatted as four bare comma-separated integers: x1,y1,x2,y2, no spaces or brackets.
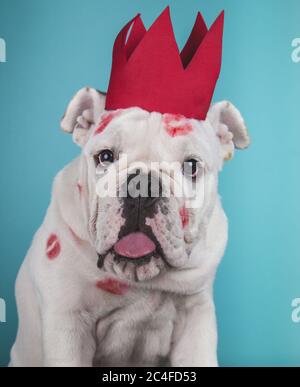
0,0,299,367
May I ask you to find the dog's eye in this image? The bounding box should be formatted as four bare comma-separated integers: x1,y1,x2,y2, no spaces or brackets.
96,149,115,166
182,159,201,178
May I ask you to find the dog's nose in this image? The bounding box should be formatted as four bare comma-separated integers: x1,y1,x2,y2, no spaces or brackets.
126,170,162,208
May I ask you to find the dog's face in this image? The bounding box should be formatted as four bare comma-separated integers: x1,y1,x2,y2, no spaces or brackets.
61,88,250,282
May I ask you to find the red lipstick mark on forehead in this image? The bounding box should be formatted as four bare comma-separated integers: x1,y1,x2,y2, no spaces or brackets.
180,207,189,228
94,111,120,135
46,234,61,260
96,278,129,296
163,114,193,137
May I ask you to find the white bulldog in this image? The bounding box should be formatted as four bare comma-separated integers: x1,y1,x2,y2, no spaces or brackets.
10,87,249,367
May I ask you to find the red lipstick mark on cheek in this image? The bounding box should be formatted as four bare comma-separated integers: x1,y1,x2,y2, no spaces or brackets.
94,111,120,135
46,234,61,260
179,207,189,228
96,278,129,295
163,114,193,137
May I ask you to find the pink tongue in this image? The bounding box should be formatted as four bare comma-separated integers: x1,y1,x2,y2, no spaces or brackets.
114,232,156,259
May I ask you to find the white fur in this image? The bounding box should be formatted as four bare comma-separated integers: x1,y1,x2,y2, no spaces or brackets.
10,88,249,367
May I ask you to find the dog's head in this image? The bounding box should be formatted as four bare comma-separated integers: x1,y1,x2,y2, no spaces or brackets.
61,88,250,283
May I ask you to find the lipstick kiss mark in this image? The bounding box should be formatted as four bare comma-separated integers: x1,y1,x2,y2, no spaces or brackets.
163,114,193,137
77,182,82,196
94,111,120,135
179,207,189,228
96,278,129,296
46,234,61,260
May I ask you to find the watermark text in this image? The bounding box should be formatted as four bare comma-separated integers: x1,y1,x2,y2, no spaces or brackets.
95,156,207,209
291,38,300,63
0,37,6,63
0,297,6,323
291,298,300,323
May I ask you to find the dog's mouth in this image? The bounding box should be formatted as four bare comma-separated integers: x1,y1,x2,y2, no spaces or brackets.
114,232,156,259
97,231,167,282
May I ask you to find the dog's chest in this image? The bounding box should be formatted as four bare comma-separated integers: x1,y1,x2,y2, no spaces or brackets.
93,291,178,367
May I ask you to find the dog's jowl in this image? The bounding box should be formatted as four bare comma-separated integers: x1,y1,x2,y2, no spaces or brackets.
10,8,250,367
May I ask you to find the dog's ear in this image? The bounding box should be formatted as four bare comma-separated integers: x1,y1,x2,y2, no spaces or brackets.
61,87,106,146
208,101,250,162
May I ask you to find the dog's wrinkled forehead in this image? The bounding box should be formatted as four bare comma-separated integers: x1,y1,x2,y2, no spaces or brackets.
84,107,219,169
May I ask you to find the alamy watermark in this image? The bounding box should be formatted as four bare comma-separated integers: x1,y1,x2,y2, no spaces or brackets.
291,298,300,323
0,297,6,323
291,38,300,63
0,37,6,63
0,37,7,314
95,156,208,209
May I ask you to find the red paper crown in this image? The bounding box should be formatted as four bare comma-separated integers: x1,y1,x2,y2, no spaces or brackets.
105,7,224,120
